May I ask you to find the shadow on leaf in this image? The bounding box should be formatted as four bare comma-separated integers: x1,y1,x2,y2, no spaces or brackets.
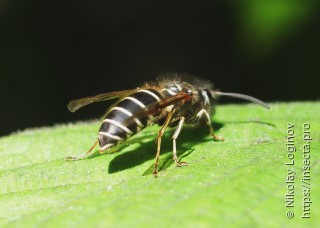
66,119,275,175
108,121,224,175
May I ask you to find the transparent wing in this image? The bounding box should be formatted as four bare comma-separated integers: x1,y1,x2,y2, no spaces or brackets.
68,89,137,112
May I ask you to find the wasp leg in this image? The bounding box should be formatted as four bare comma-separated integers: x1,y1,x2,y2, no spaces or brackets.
153,110,175,177
172,117,189,167
196,109,224,141
65,140,99,161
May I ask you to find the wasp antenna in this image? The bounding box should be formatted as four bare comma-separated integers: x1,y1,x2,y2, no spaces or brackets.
212,91,270,109
67,100,80,112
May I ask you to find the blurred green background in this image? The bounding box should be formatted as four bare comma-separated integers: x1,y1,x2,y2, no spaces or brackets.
0,0,319,136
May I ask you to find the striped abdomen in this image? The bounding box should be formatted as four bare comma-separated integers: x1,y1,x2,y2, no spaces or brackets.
98,89,163,151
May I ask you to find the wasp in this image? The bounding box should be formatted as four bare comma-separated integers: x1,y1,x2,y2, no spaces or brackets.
66,73,269,176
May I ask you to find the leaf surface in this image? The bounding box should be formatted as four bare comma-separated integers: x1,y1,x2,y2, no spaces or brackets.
0,102,319,227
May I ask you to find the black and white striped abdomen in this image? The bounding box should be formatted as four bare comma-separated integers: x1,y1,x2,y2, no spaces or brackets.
98,89,163,151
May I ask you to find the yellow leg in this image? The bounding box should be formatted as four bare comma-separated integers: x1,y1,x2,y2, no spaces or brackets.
172,117,189,166
196,109,224,141
65,140,99,161
153,110,174,177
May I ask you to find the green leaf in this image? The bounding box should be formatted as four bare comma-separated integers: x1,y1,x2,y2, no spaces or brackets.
0,102,319,227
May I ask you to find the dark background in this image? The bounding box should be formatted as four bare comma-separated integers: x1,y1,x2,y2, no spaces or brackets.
1,0,319,136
